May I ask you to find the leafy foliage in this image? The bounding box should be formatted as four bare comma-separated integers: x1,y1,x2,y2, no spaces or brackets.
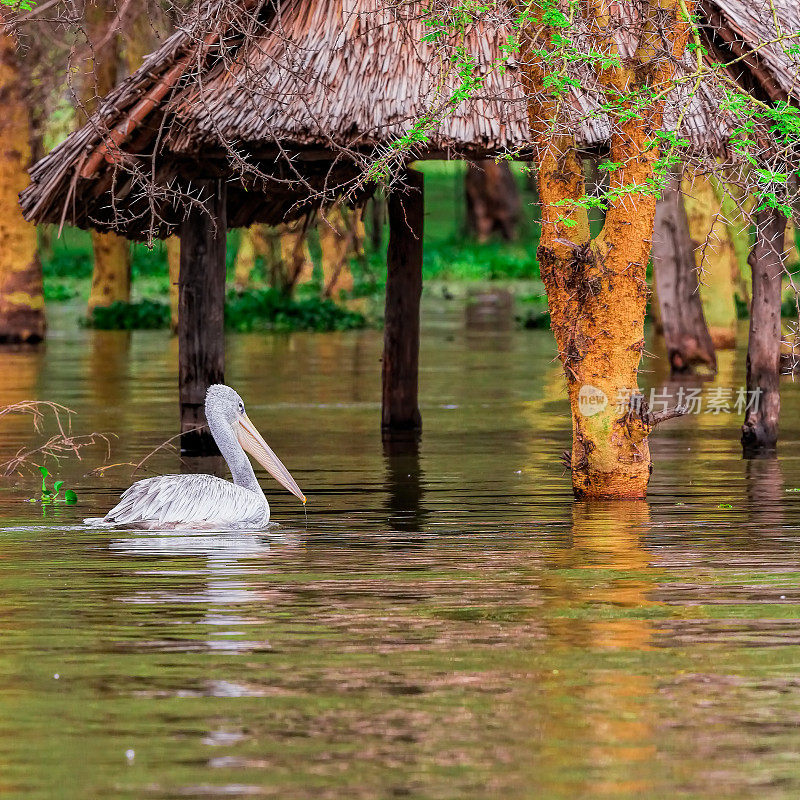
30,466,77,505
43,282,79,301
226,288,369,332
84,300,171,330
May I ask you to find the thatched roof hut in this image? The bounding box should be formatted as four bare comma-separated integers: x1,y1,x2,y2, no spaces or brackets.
21,0,798,241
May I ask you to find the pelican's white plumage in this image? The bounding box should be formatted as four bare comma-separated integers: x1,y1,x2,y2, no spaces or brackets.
86,385,305,529
101,474,270,528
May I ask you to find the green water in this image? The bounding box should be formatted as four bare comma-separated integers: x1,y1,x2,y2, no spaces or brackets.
1,300,800,798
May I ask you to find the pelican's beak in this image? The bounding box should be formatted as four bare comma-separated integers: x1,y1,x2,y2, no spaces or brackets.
236,414,306,503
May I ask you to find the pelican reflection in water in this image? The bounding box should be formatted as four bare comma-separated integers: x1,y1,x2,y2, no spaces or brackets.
86,385,306,529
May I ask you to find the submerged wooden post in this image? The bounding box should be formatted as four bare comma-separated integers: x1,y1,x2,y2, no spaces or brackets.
382,167,423,434
742,206,786,456
178,179,227,455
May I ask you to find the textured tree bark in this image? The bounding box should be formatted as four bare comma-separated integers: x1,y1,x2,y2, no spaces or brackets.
520,0,692,499
382,168,423,433
465,161,521,242
178,180,226,456
682,169,738,348
652,167,716,373
742,207,786,456
0,17,45,343
83,0,131,312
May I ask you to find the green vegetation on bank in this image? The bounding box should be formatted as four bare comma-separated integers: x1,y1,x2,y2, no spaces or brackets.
84,290,369,332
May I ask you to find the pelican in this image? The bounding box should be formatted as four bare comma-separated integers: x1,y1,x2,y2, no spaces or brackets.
86,384,305,529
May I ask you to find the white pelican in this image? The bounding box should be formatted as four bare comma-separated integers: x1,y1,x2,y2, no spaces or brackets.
86,384,305,529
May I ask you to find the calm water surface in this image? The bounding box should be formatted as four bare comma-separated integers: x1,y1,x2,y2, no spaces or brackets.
2,300,800,799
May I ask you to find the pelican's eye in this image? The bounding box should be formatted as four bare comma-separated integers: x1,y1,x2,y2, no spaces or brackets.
238,401,245,414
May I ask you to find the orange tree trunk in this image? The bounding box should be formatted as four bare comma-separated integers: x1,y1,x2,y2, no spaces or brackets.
0,16,45,343
520,0,692,499
83,0,131,311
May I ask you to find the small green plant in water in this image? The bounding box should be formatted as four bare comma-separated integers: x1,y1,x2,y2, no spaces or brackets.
30,466,77,505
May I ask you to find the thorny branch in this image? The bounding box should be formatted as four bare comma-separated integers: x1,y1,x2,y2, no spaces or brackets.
0,401,113,475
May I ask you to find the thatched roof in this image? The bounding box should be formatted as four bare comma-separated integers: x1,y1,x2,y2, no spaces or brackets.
20,0,800,240
699,0,800,103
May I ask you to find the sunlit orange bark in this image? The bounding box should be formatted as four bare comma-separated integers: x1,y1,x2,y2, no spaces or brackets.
520,0,693,499
0,15,45,343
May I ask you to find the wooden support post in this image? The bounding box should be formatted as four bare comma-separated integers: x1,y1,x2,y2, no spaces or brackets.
742,206,786,457
382,167,423,434
178,179,227,455
652,166,716,374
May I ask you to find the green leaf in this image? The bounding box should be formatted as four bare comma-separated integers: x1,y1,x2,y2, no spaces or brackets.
64,490,78,505
54,481,64,493
39,465,49,493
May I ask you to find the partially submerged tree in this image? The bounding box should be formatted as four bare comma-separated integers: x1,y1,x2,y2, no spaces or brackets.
0,11,45,344
518,0,697,498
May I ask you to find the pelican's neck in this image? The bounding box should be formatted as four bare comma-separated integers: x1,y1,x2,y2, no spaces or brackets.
207,412,264,497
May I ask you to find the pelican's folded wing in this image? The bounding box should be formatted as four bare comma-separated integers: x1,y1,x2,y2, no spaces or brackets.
99,474,266,527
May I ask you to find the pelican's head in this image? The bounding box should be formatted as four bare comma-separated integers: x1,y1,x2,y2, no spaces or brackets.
205,384,306,504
